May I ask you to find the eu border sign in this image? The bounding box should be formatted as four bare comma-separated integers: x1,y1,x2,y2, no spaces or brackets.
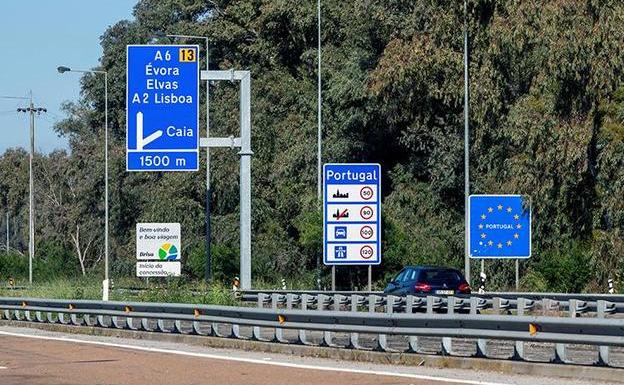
323,163,381,265
469,195,531,259
126,45,199,171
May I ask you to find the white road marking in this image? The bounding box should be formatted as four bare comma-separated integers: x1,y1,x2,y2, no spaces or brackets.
0,330,509,385
0,366,7,369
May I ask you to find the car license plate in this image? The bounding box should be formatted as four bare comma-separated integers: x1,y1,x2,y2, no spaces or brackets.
435,290,454,295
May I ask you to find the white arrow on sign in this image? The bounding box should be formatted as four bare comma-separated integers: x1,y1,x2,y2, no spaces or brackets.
136,111,163,150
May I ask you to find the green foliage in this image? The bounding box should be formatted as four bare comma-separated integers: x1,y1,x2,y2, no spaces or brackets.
1,0,624,293
519,269,549,293
533,241,592,293
0,252,28,280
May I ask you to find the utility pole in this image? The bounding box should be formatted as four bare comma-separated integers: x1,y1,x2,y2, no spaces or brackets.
6,211,9,253
463,0,471,285
17,92,46,285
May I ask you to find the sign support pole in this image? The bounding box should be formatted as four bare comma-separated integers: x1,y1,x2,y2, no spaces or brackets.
367,265,372,292
331,266,335,291
515,259,519,290
480,259,484,280
200,69,253,290
239,72,252,291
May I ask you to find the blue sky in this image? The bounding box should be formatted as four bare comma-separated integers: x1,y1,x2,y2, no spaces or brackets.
0,0,136,154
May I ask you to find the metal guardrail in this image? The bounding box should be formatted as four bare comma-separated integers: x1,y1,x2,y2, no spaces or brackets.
241,290,624,314
0,296,621,368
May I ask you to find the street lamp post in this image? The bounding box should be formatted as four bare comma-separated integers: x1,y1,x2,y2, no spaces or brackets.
57,66,109,300
157,33,212,283
463,0,471,285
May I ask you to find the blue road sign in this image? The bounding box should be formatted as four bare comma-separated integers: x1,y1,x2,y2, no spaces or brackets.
126,45,200,171
469,195,531,259
324,163,381,265
334,246,347,259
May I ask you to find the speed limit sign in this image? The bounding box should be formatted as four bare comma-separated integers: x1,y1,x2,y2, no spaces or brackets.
323,163,381,265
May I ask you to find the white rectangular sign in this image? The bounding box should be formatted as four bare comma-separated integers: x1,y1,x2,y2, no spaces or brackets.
136,261,181,277
323,163,381,265
136,223,181,261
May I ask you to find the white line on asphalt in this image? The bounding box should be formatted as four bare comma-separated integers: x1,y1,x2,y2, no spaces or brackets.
0,330,510,385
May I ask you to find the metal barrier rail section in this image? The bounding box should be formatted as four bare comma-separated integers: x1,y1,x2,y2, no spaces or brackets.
242,291,624,315
0,296,622,368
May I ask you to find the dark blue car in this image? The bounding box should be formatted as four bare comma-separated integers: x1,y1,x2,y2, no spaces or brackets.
383,266,471,296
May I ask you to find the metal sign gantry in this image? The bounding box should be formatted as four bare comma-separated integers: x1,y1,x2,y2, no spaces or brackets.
200,69,252,290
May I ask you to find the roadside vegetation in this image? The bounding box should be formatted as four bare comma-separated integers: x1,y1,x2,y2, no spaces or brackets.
1,1,624,294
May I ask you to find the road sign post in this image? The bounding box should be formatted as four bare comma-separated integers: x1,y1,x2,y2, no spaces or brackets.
199,70,253,290
323,164,381,289
126,45,200,171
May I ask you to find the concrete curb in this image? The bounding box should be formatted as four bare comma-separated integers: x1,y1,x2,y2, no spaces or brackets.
0,320,621,383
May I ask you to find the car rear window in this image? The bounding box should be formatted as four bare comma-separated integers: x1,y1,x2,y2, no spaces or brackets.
392,270,407,282
419,269,462,285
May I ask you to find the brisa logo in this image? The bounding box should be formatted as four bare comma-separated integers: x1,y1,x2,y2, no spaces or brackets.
158,243,178,261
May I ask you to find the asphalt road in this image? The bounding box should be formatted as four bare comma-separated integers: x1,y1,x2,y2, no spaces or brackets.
0,334,478,385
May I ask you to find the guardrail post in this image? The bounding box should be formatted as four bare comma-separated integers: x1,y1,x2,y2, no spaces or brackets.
252,293,267,341
140,318,152,331
173,319,187,334
96,315,108,327
111,316,124,329
426,296,434,314
441,296,454,356
192,319,210,336
473,295,488,357
156,319,171,333
407,295,420,353
272,293,288,343
376,295,393,352
83,314,94,326
297,294,312,345
319,294,335,347
512,298,527,361
348,294,363,349
597,300,610,366
126,317,138,330
553,299,578,364
493,297,510,314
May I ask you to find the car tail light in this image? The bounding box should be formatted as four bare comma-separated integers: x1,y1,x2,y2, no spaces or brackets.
414,282,431,293
458,282,471,294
